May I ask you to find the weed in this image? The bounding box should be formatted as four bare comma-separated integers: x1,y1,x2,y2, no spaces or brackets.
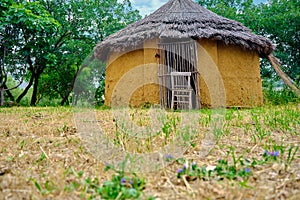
161,114,180,145
262,150,280,162
88,162,146,200
176,158,251,182
19,140,26,149
30,178,57,195
7,155,13,161
165,154,174,162
263,86,299,105
62,160,146,199
37,152,47,163
286,145,299,170
176,144,299,185
1,104,299,199
228,146,244,168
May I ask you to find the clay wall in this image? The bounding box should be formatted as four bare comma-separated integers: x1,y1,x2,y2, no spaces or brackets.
105,39,159,107
197,39,263,107
105,38,262,108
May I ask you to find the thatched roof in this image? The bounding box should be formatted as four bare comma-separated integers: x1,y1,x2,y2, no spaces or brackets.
94,0,274,60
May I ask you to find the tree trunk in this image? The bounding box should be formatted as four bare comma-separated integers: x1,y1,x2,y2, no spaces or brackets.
60,71,78,106
60,73,76,106
0,88,4,106
30,72,40,106
74,93,79,106
267,54,300,97
60,64,87,106
16,74,34,103
4,84,15,101
60,94,69,106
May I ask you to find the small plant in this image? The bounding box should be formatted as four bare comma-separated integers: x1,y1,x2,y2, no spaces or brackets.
165,154,174,162
176,159,252,182
141,102,152,109
160,114,180,145
285,145,299,170
37,151,47,167
63,167,84,192
19,140,26,149
62,163,146,199
98,163,146,200
7,155,13,161
263,150,280,161
30,178,57,195
175,145,296,184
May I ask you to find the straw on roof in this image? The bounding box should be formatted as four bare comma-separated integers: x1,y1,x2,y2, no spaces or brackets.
94,0,274,60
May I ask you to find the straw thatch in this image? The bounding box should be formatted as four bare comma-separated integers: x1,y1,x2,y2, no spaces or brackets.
94,0,274,61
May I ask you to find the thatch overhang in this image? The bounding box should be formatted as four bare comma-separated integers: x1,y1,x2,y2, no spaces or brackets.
94,0,275,61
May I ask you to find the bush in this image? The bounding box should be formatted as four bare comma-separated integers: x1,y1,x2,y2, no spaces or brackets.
263,83,299,105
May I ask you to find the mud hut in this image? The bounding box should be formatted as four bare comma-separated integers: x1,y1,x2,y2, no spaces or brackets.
94,0,275,109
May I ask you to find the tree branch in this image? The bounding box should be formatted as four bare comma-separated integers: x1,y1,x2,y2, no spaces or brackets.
4,84,15,101
4,78,23,91
53,31,72,50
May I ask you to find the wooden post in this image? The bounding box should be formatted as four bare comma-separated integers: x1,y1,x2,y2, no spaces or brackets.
267,54,300,97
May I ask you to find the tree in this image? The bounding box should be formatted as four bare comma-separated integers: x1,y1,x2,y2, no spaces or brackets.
0,0,59,106
197,0,300,91
0,0,60,106
1,0,140,106
257,0,300,83
0,0,22,106
37,0,141,106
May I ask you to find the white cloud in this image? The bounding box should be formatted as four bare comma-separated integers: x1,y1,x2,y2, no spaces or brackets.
131,0,267,17
131,0,168,16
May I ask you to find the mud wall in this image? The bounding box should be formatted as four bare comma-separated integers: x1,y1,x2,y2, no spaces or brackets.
197,39,263,107
105,39,159,107
105,38,262,108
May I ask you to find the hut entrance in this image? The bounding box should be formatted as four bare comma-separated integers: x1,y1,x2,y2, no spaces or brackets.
158,39,200,110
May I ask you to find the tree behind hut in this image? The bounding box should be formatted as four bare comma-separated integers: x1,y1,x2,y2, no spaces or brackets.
198,0,300,84
0,0,140,106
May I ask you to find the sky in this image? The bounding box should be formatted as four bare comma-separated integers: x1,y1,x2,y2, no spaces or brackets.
131,0,267,17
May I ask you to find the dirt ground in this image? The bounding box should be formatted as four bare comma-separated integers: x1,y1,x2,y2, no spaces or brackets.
0,105,299,199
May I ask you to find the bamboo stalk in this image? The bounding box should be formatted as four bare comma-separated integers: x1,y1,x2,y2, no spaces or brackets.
267,54,300,97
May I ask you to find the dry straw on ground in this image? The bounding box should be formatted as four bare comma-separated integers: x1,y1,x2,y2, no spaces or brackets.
0,105,299,199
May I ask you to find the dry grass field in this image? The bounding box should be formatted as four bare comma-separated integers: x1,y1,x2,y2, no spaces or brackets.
0,104,299,199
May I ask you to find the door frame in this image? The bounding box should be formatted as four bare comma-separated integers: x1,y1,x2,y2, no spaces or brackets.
157,38,200,109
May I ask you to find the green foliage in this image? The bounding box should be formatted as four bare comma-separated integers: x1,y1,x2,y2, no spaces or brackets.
197,0,300,83
4,76,23,99
263,84,300,105
1,0,141,106
62,164,146,200
286,145,299,170
0,0,59,105
0,0,60,105
95,79,105,106
176,157,252,182
98,164,146,200
176,144,298,183
161,115,179,144
30,178,57,195
25,162,149,199
258,0,300,83
37,0,141,106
